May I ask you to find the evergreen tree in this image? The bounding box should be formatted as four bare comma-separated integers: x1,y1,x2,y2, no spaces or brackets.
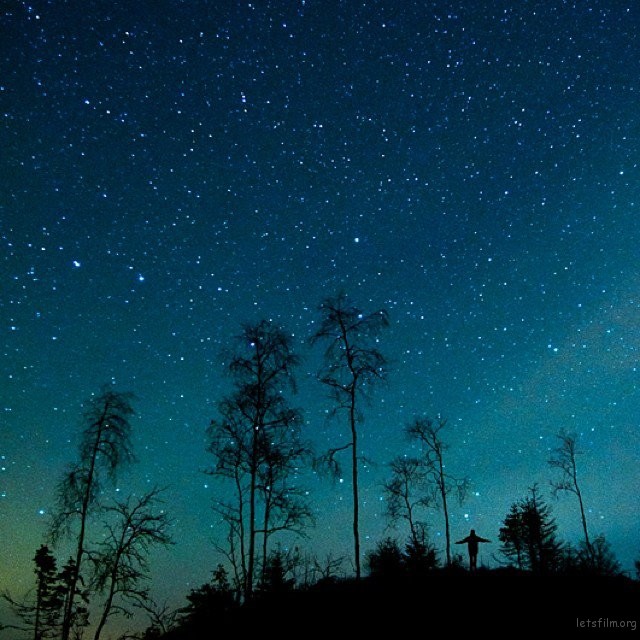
258,550,296,595
499,485,562,574
178,566,236,629
365,538,404,579
33,545,64,639
498,504,526,570
403,536,438,576
1,545,64,639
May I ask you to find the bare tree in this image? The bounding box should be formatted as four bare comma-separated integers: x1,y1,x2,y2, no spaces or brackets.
311,293,389,579
88,488,172,640
405,416,469,566
207,320,307,600
50,388,136,640
133,597,180,637
384,456,432,548
312,553,346,582
548,430,592,560
256,425,313,581
57,558,89,639
207,407,250,593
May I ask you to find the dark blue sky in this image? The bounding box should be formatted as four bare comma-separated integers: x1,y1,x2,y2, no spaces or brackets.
2,0,639,633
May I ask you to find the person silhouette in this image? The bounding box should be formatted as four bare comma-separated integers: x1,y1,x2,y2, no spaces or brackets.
455,529,491,571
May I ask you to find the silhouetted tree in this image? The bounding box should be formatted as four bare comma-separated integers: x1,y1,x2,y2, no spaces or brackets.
577,535,620,577
256,425,313,583
405,416,469,566
292,551,345,586
207,411,249,594
403,537,438,576
258,549,296,594
499,485,562,574
57,558,89,640
88,488,173,640
124,597,179,639
311,293,389,579
207,320,306,600
1,545,64,639
384,456,432,549
499,504,526,570
548,430,593,562
50,387,135,640
178,566,236,629
366,538,404,579
33,545,63,639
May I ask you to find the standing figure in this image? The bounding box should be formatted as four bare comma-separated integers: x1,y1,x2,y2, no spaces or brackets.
455,529,491,571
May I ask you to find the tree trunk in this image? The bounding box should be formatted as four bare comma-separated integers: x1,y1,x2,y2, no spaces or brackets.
61,403,109,640
438,455,451,567
246,443,257,600
93,539,124,640
34,577,42,640
261,486,272,585
350,385,360,580
234,466,247,586
93,575,116,640
576,485,592,560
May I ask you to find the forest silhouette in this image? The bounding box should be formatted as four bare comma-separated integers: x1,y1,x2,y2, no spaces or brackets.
2,294,638,638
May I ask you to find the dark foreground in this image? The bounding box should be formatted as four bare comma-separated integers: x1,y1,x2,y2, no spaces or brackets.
164,569,639,637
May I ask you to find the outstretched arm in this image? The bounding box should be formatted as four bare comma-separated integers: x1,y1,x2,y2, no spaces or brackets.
478,537,491,543
455,538,468,545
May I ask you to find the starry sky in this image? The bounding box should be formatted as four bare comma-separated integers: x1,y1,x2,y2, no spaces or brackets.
2,0,639,629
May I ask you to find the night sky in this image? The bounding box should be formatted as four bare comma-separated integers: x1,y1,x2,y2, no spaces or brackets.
2,0,639,630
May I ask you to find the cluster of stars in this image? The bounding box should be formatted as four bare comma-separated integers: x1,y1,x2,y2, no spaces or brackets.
1,1,638,627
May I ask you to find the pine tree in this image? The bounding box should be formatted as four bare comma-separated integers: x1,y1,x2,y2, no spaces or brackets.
521,486,562,574
33,545,64,639
499,485,562,574
499,504,526,570
1,545,64,639
258,550,295,594
365,538,404,579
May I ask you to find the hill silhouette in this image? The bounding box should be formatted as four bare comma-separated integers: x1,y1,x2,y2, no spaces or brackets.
163,568,639,637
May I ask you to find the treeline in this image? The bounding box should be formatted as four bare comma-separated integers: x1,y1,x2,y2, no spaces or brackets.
2,293,638,639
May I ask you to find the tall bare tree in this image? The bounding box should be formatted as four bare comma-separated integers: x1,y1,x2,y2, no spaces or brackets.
548,430,592,560
207,320,307,600
89,488,172,640
384,456,432,549
405,416,469,566
50,388,136,640
207,408,250,593
256,427,312,582
311,293,389,579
